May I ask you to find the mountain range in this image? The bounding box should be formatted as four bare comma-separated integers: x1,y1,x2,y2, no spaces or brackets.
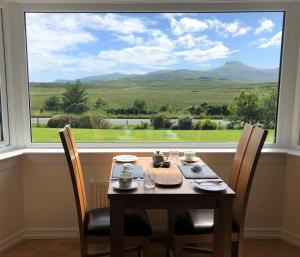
53,61,279,84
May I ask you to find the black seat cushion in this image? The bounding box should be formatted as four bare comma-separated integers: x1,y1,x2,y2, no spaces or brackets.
85,208,152,236
169,209,238,235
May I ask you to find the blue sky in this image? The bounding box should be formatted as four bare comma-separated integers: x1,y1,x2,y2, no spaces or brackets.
25,12,284,82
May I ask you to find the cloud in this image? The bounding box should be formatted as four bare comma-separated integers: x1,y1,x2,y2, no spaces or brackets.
255,18,274,35
176,43,239,63
176,34,219,48
206,18,251,37
170,17,209,35
168,15,250,37
251,31,282,48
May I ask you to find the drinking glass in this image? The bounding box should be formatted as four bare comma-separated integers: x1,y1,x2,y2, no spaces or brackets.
144,168,156,190
168,150,179,165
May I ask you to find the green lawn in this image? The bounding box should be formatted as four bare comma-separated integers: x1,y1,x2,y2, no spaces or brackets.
31,128,275,143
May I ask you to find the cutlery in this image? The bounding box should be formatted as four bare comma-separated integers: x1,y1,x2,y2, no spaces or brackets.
194,179,223,184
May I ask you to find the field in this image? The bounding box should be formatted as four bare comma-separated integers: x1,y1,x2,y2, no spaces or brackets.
31,127,275,143
29,81,277,115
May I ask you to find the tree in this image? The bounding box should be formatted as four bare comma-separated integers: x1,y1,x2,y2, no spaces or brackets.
230,90,263,124
62,80,89,114
133,99,147,111
43,96,61,112
261,88,277,128
94,97,107,109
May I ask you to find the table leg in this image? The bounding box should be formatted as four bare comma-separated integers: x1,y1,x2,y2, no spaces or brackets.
213,198,233,257
110,199,124,257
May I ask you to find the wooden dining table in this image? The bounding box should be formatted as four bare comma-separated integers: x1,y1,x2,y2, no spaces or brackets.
107,157,236,257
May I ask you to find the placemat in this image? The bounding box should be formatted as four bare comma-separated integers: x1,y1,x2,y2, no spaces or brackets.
178,165,219,179
112,165,144,178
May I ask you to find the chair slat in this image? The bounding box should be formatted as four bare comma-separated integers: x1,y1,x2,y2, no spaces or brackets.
233,126,268,230
229,123,254,190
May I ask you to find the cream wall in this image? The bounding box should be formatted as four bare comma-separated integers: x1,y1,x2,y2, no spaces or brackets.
0,151,299,252
282,154,300,245
0,156,23,249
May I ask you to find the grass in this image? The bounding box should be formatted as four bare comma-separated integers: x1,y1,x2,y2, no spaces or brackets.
31,128,275,143
29,82,277,114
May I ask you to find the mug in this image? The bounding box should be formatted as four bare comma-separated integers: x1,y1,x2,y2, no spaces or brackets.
184,151,196,161
118,174,133,188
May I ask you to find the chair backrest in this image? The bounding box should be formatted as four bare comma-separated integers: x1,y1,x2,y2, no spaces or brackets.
233,126,268,232
229,123,254,190
59,125,87,238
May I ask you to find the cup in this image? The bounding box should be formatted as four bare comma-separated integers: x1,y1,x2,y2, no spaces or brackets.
184,151,196,161
144,168,156,190
168,150,179,165
118,174,133,188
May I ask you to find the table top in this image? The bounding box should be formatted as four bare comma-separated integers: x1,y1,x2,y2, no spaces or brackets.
107,157,235,199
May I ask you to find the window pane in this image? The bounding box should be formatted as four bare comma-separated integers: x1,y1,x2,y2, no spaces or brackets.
26,12,284,143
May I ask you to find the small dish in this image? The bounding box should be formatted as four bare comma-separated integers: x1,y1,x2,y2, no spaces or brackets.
192,181,227,192
112,181,138,191
114,155,138,163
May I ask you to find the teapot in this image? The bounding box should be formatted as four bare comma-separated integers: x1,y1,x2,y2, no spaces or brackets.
152,151,166,165
118,163,133,188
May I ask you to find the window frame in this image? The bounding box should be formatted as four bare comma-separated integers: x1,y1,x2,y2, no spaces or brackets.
0,9,10,149
5,1,300,149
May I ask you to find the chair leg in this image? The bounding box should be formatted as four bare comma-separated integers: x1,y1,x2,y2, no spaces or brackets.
138,245,143,257
232,241,238,257
174,243,183,257
167,214,173,257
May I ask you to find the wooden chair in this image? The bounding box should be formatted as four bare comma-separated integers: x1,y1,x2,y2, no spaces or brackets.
59,125,152,257
168,125,268,257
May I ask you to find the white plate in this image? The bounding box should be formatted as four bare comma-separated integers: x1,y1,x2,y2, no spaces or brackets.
180,156,200,163
192,181,227,192
114,155,138,163
112,181,138,191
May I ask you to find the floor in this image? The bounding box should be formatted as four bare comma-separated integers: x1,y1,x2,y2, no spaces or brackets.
1,238,300,257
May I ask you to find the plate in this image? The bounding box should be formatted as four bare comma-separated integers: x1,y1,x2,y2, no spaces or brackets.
114,155,138,163
112,181,138,191
180,156,200,163
192,181,227,192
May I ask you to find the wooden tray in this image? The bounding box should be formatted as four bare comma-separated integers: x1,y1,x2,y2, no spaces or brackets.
152,165,183,187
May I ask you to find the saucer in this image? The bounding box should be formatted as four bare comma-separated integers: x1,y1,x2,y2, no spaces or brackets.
192,181,227,192
114,155,138,163
112,181,138,191
180,156,200,163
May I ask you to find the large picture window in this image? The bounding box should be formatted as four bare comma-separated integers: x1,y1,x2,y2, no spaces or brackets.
25,12,284,143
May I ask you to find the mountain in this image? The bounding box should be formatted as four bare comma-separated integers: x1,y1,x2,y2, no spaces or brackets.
52,61,279,85
54,72,131,84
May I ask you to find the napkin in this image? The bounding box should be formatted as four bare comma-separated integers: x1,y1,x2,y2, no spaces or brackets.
178,165,219,179
112,165,144,179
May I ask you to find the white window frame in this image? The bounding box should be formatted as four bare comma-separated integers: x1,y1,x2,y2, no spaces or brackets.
3,1,300,149
0,9,9,149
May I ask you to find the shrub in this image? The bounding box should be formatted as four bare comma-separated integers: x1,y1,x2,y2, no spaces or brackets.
134,122,149,130
47,114,110,129
47,115,70,128
201,119,218,130
43,96,61,112
150,115,165,129
194,119,218,130
178,116,193,130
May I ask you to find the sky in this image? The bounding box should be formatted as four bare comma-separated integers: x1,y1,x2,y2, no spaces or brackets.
25,12,284,82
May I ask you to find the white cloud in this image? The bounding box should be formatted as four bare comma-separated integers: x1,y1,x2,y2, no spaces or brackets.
176,34,219,49
207,18,251,37
170,17,209,35
168,16,250,37
251,31,282,48
255,18,274,35
176,43,239,63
